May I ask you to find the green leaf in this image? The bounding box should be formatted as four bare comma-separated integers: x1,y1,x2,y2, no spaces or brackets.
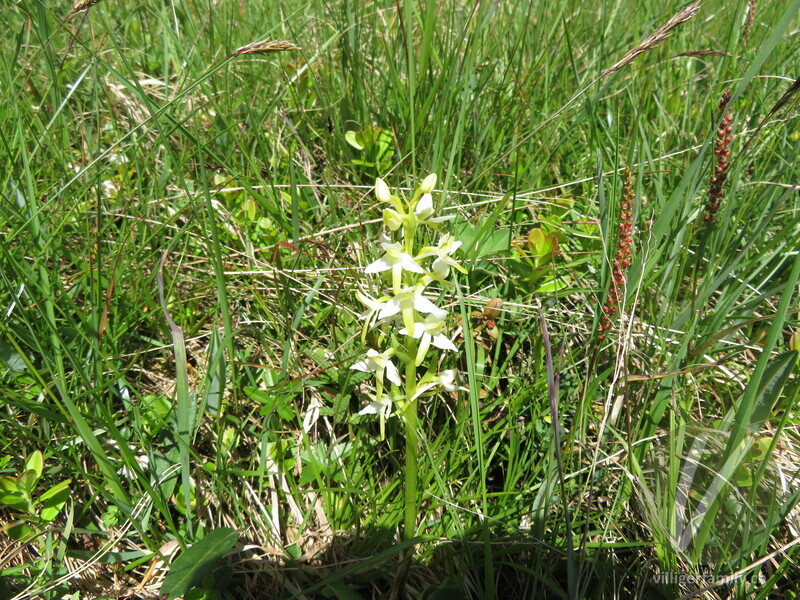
374,129,393,158
66,548,148,563
457,222,512,259
344,130,364,150
0,490,28,509
24,450,43,479
38,480,71,522
0,340,25,372
15,469,39,499
733,464,752,487
38,479,71,503
245,387,294,420
749,351,797,427
173,482,196,515
0,475,18,493
420,579,463,600
185,588,220,600
243,197,257,222
526,228,558,262
7,521,36,542
298,465,317,486
284,543,302,560
160,528,239,600
326,582,366,600
140,394,172,435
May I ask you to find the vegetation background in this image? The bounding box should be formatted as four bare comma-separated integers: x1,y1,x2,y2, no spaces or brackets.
1,0,800,598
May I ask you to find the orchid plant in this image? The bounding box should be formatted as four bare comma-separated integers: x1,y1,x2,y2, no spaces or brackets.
352,173,468,540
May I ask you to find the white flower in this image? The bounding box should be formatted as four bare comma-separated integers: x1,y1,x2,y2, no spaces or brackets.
356,290,390,324
413,193,454,226
439,369,469,392
365,239,424,293
355,289,394,343
358,390,400,439
378,284,447,336
417,234,467,279
120,453,150,480
106,151,129,166
376,179,408,230
101,180,118,198
383,208,404,231
358,391,394,416
350,349,402,387
410,369,468,401
399,313,457,365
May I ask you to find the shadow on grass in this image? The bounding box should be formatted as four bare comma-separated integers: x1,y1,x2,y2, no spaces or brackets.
228,524,678,600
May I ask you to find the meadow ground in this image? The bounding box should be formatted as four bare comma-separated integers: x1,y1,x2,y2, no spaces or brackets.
2,0,800,598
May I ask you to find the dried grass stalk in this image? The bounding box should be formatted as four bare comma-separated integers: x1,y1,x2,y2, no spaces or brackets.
741,76,800,154
67,0,103,20
766,76,800,117
674,49,728,58
742,0,757,46
600,1,702,79
232,39,301,57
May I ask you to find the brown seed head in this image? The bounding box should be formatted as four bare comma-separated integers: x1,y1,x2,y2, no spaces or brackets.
232,39,301,57
67,0,103,19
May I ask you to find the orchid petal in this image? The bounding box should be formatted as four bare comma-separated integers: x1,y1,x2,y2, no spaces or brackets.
415,193,434,220
383,208,403,231
384,359,402,386
431,332,457,351
412,294,447,319
378,296,401,320
415,332,432,366
440,369,469,392
399,253,424,273
401,304,416,335
365,256,393,274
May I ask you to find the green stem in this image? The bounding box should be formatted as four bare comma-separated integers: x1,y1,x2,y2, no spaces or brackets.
403,218,417,256
402,341,420,541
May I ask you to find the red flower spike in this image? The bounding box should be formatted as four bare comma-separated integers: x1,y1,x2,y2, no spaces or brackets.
598,167,635,341
704,90,733,223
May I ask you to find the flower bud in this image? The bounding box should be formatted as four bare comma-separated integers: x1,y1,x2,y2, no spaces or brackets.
418,173,437,194
375,178,392,203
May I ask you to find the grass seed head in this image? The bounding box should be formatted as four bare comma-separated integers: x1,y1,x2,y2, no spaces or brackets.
67,0,103,19
742,0,757,47
232,39,301,57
